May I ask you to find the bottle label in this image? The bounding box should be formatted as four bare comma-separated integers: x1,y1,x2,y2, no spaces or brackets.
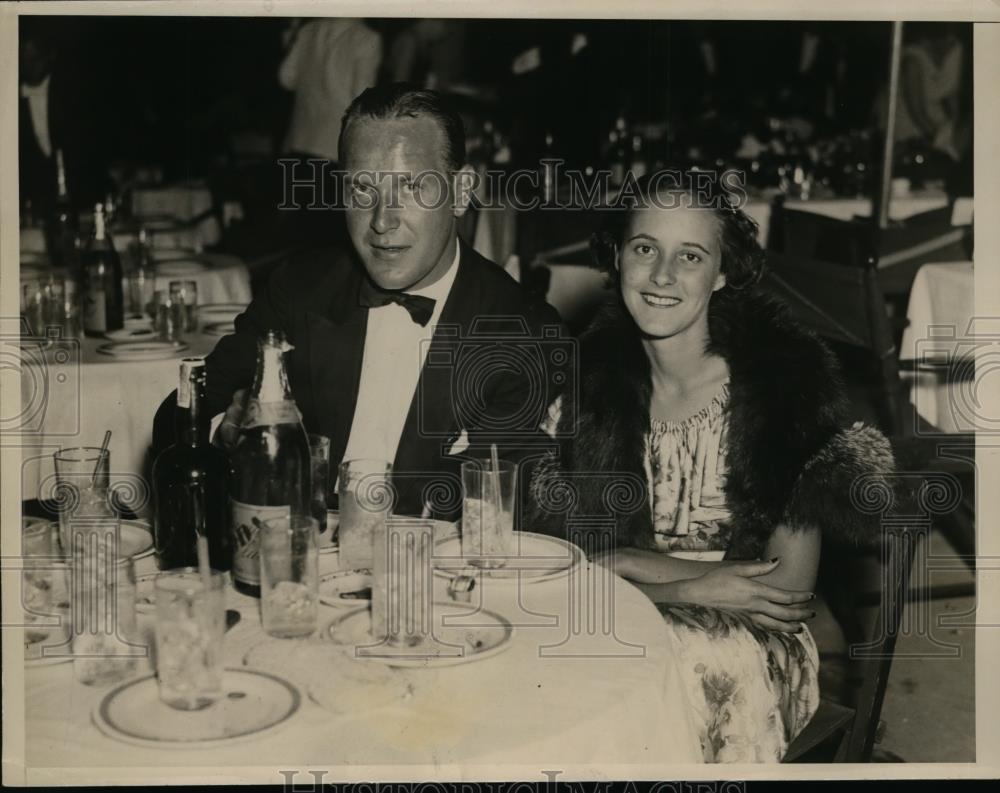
242,399,302,428
230,499,290,585
84,289,107,332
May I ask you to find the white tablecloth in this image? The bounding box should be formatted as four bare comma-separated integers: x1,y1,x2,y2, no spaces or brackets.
132,182,221,249
899,261,977,433
19,331,223,505
22,556,703,780
147,254,252,306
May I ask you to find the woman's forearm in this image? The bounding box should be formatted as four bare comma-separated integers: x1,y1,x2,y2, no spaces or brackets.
633,579,692,606
618,548,728,584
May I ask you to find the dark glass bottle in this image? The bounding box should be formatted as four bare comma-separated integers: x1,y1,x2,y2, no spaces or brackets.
229,331,311,597
152,358,233,571
81,202,124,337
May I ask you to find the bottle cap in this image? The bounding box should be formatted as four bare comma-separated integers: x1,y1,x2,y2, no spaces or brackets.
178,357,206,407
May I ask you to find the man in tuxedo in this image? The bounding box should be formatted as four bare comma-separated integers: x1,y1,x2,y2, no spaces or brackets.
153,84,567,517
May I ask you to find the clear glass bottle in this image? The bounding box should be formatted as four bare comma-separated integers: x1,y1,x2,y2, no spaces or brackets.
228,331,311,597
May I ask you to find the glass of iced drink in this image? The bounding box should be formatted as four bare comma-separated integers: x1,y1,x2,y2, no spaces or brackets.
168,280,199,333
22,518,70,651
71,542,139,686
461,458,517,569
154,568,226,709
260,515,319,638
370,517,435,648
337,459,392,570
52,446,111,556
307,434,332,547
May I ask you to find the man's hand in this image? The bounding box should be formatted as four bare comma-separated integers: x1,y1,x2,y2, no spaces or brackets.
677,558,815,633
213,388,248,452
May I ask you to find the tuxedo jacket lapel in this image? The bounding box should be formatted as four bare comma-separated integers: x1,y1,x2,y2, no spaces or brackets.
393,243,482,491
304,267,369,470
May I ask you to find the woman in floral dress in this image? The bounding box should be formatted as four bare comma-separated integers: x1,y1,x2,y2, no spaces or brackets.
530,173,894,762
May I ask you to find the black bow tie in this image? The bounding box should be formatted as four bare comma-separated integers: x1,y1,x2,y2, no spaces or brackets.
358,278,436,327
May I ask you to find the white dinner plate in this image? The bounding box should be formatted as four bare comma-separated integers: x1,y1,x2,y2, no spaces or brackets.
432,531,584,584
92,669,301,748
202,321,235,337
198,303,245,322
320,511,458,553
96,340,189,361
118,519,156,559
324,601,514,668
24,623,72,667
59,519,155,561
317,569,372,607
134,572,158,614
320,510,339,552
104,325,157,343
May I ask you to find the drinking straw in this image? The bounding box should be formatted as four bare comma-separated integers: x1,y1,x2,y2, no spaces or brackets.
192,484,212,590
92,430,111,486
489,443,502,530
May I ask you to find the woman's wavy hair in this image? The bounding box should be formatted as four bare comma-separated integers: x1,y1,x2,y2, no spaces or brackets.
590,170,766,295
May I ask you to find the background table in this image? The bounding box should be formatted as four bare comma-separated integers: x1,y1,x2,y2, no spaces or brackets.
147,253,253,306
132,181,222,250
19,330,222,506
24,554,703,778
899,261,976,433
20,253,252,310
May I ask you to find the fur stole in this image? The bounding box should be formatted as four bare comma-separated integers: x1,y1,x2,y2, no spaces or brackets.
528,289,895,560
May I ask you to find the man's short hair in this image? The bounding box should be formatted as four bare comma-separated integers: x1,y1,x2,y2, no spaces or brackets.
338,83,466,172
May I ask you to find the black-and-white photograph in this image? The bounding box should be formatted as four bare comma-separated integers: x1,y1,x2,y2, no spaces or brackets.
3,0,997,783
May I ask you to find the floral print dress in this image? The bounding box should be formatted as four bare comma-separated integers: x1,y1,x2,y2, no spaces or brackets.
647,384,821,763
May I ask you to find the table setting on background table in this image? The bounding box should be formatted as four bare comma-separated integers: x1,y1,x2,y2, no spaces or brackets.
17,268,249,505
20,501,704,772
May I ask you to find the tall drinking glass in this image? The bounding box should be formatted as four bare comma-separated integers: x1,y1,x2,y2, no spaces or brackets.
53,446,111,556
307,434,332,547
154,569,226,709
338,459,393,570
260,515,319,638
71,545,139,686
369,517,435,649
152,290,180,342
169,280,198,333
126,261,155,320
461,458,517,568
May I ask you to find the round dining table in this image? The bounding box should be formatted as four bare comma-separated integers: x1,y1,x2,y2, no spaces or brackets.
22,546,705,782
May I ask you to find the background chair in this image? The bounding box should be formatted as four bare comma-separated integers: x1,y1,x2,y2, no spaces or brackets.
759,247,975,761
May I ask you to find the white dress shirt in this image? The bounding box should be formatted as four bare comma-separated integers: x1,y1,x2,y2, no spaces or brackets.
21,75,52,158
342,240,461,466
